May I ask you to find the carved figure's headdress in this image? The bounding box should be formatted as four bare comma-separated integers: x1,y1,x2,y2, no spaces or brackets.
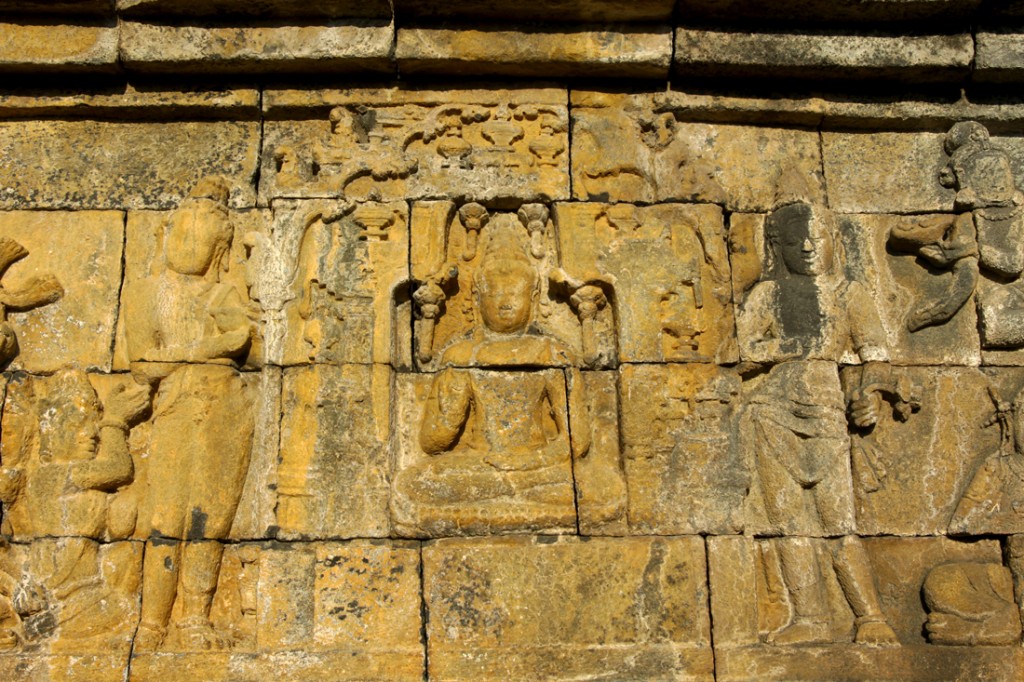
771,163,821,211
477,216,535,274
471,216,540,309
189,175,231,204
945,121,989,156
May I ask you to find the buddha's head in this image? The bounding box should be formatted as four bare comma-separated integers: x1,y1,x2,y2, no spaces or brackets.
473,221,538,334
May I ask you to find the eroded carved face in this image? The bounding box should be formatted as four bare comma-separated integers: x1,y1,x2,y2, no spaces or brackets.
772,203,833,277
164,199,231,276
39,376,101,462
0,322,18,366
477,262,537,334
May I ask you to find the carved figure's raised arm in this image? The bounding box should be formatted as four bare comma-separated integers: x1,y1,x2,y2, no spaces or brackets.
70,383,150,492
419,367,473,455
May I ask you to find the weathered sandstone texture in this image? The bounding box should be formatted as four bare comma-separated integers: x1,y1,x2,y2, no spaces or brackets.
2,3,1024,681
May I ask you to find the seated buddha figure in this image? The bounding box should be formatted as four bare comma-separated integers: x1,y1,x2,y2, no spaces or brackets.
392,220,586,536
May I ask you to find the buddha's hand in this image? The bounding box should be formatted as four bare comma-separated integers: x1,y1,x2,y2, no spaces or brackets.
437,368,473,419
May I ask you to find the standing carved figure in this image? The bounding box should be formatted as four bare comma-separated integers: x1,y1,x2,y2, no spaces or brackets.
737,172,899,646
124,177,255,650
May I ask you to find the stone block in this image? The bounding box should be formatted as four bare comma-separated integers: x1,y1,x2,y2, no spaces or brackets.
276,364,393,539
675,0,980,24
250,200,411,368
130,540,424,680
391,370,578,537
0,86,259,118
840,213,981,365
620,363,745,534
0,211,123,373
0,0,112,13
572,370,628,535
975,29,1024,83
393,0,674,22
395,25,671,79
423,536,713,681
116,208,267,368
847,367,1024,536
572,96,821,210
0,119,259,210
117,0,391,18
820,131,1024,214
0,540,141,663
261,88,570,204
554,202,736,364
409,201,614,372
674,28,971,82
0,21,118,74
119,20,394,74
709,535,1023,681
823,132,954,213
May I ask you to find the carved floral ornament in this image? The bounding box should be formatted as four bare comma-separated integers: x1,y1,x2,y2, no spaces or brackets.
2,109,1024,675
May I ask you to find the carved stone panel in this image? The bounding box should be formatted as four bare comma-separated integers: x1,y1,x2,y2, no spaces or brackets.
620,363,744,534
554,202,736,364
846,213,981,366
249,199,411,368
423,536,713,682
571,94,822,211
277,364,392,539
0,540,142,681
0,211,121,373
709,535,1022,681
392,369,578,537
116,200,266,370
261,88,569,204
410,200,616,371
129,540,424,680
849,367,1024,536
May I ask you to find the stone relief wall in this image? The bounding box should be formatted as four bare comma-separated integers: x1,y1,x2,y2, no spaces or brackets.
3,2,1024,681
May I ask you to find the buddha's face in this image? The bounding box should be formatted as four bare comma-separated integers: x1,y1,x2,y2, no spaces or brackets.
772,202,833,277
477,261,536,334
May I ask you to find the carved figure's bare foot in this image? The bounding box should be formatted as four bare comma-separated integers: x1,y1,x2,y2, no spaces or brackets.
175,620,229,650
854,618,900,646
133,622,166,651
767,618,830,646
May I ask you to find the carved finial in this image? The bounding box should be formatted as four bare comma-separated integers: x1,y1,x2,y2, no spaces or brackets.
458,203,490,261
517,204,549,259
